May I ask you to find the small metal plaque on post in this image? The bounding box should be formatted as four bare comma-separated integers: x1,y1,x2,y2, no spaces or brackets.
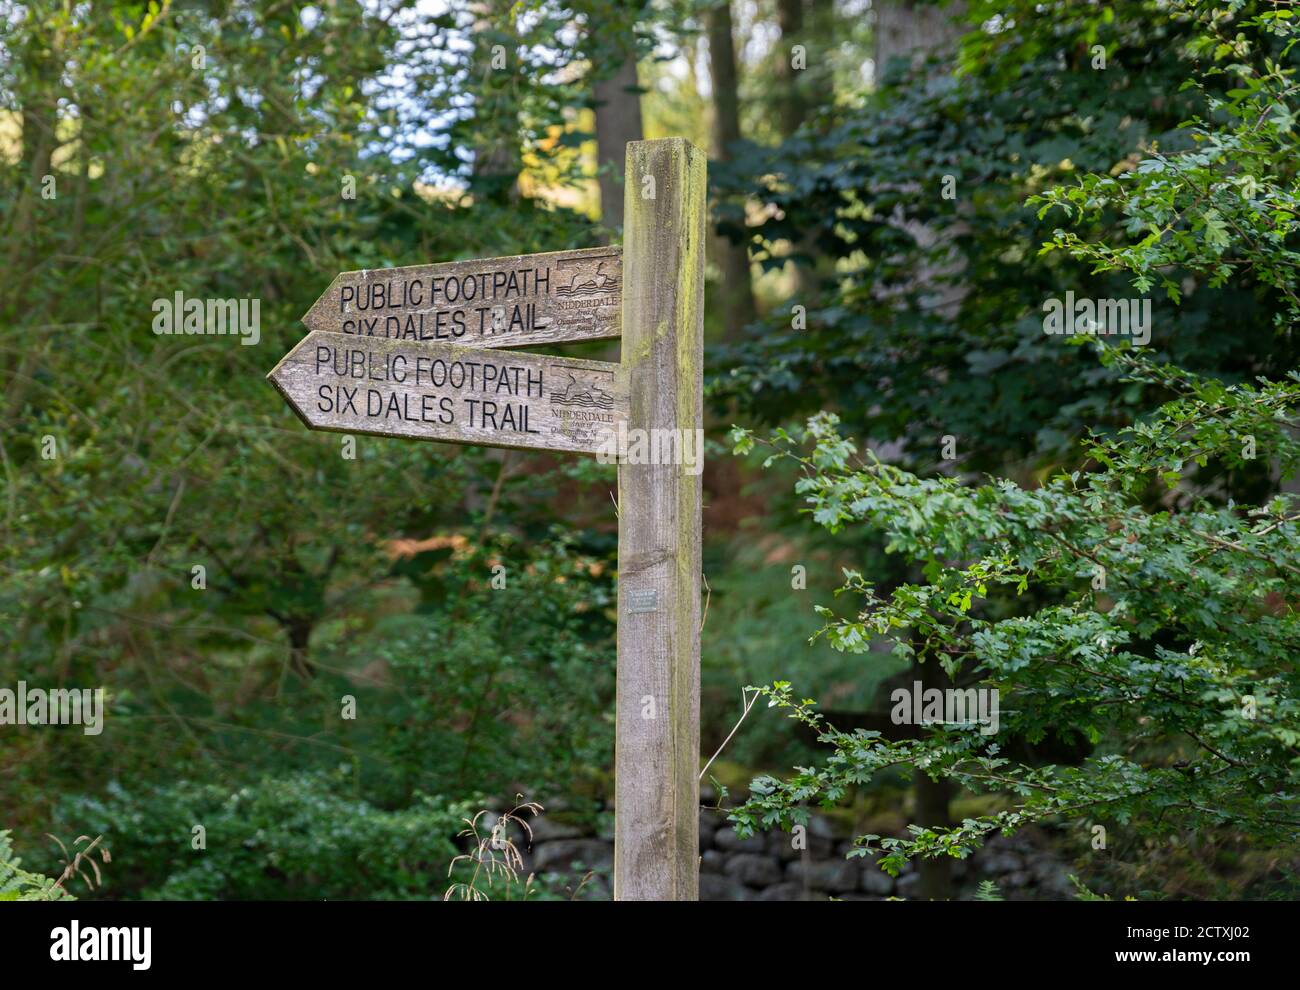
625,588,659,614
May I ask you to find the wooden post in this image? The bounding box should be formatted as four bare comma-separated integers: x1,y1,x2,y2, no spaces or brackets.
614,138,705,900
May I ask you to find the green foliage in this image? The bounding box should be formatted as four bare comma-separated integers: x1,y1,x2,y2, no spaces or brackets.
1032,1,1300,322
700,518,908,768
730,351,1300,877
346,536,615,806
57,769,471,901
0,830,72,901
717,0,1300,901
710,0,1298,472
1069,875,1115,901
0,2,619,898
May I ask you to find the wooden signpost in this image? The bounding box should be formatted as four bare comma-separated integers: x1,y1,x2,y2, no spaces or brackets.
269,331,628,457
268,138,705,901
301,245,623,348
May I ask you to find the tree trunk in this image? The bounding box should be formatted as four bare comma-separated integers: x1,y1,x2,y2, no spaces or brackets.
808,0,837,104
706,0,756,334
593,50,643,233
471,1,522,204
3,9,61,419
913,656,954,899
775,0,806,137
874,0,967,71
775,0,815,297
879,4,970,899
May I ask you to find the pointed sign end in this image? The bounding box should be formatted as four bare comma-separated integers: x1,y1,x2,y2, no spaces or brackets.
301,273,343,328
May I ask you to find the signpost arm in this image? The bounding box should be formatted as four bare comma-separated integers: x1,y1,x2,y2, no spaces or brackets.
614,137,706,900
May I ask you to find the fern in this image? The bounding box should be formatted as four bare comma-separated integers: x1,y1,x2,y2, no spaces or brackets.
0,830,73,901
1069,874,1113,902
973,879,1003,902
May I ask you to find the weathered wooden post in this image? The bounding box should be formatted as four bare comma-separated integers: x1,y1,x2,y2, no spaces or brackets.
614,137,705,900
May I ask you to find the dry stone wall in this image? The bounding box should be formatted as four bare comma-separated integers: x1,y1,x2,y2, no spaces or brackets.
514,809,1075,901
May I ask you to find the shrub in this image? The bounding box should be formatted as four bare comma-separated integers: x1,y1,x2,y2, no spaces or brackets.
729,350,1300,881
57,768,471,900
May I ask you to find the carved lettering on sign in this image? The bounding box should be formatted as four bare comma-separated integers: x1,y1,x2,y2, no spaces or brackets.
301,247,622,349
268,330,627,456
